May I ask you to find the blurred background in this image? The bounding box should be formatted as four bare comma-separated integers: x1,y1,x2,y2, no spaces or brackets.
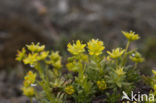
0,0,156,102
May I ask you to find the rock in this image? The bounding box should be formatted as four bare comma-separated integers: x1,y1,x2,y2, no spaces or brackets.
11,96,29,103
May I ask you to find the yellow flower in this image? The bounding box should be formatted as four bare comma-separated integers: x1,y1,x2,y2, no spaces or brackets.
16,48,26,61
154,84,156,90
22,87,35,97
152,70,156,75
153,84,156,95
26,42,45,52
129,52,144,63
24,71,36,87
115,67,125,76
97,80,107,90
49,51,61,62
87,39,105,56
107,48,125,59
65,85,75,95
67,40,86,55
52,60,62,69
38,51,49,60
23,53,39,65
122,31,140,41
46,51,62,69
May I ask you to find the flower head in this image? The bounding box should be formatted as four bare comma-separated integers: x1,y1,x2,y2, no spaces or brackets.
26,42,45,52
24,71,36,87
49,51,61,62
129,52,144,63
115,67,125,76
122,31,140,41
97,80,107,90
107,48,125,59
38,51,49,60
87,39,105,56
16,48,26,61
22,87,35,97
152,70,156,75
46,51,62,69
52,60,62,69
23,53,39,65
64,85,75,95
67,40,86,55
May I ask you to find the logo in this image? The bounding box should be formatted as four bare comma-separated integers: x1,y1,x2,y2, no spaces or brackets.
122,91,131,101
122,91,154,102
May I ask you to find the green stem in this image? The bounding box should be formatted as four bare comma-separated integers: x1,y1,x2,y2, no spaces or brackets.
125,41,130,53
122,40,130,66
30,98,33,103
116,59,118,67
35,63,55,103
94,56,103,74
134,63,138,69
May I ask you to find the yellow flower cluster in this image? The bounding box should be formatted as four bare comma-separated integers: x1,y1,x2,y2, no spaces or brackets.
64,85,75,95
129,52,144,63
115,67,125,76
26,42,45,52
46,51,62,69
22,87,35,97
38,51,49,60
67,39,105,56
67,40,86,55
107,48,125,59
16,48,26,61
22,71,36,97
87,39,105,56
23,51,49,65
122,31,140,41
97,80,107,90
16,43,49,66
24,71,36,87
23,53,38,65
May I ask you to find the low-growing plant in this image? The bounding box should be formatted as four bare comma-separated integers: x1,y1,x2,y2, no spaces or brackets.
16,31,147,103
143,70,156,103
